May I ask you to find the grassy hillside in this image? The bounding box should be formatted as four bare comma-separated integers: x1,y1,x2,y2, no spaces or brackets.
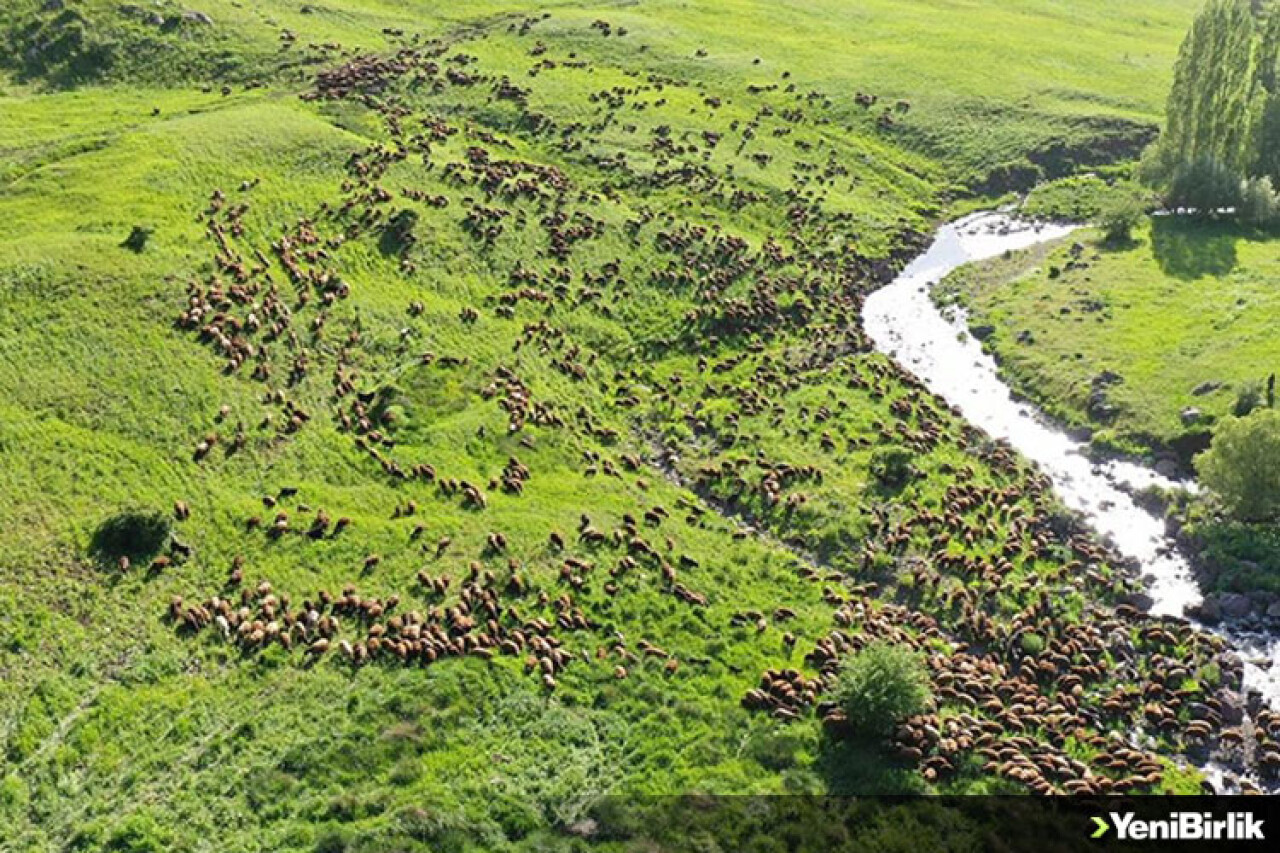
937,220,1280,462
0,2,1244,851
3,0,1192,184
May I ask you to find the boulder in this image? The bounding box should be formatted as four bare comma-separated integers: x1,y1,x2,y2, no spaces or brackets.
970,324,996,341
1192,381,1223,396
1180,407,1202,426
1217,689,1245,725
1120,591,1154,612
1087,391,1118,423
1186,597,1220,624
1087,372,1122,422
1218,593,1253,619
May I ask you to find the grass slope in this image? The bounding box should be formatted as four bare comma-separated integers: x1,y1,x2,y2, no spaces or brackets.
0,2,1239,851
3,0,1195,184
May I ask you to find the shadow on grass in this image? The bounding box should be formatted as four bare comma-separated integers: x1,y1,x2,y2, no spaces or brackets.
1149,217,1238,279
815,734,927,795
1097,233,1141,253
89,509,171,567
379,209,419,256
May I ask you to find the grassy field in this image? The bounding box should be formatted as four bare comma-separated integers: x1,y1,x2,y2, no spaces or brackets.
0,1,1243,851
937,218,1280,462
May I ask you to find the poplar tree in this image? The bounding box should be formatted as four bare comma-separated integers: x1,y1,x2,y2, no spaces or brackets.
1254,9,1280,182
1160,0,1257,177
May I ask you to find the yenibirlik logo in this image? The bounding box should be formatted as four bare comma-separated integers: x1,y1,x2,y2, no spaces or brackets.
1091,811,1265,842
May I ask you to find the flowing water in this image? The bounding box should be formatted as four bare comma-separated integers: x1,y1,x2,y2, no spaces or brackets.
862,212,1280,784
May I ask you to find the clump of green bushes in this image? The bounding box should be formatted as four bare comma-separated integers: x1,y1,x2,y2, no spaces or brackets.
1198,408,1280,522
832,642,932,738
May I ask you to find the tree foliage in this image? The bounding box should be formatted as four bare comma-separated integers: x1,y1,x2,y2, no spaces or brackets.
832,642,931,738
1197,408,1280,521
1160,0,1257,179
1256,93,1280,185
1147,0,1280,219
1166,156,1245,210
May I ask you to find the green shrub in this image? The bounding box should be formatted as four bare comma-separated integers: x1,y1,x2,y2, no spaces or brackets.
1197,409,1280,521
1024,175,1113,221
1096,195,1145,244
315,828,351,853
1239,176,1279,226
1019,633,1046,657
1233,380,1265,417
103,812,172,853
747,729,807,771
869,448,915,490
832,642,931,738
89,509,171,563
1166,157,1242,213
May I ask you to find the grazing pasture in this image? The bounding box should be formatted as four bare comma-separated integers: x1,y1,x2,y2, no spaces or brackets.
937,221,1280,461
2,1,1250,851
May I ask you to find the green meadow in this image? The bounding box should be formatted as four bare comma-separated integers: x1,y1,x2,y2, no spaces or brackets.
0,1,1244,851
937,219,1280,460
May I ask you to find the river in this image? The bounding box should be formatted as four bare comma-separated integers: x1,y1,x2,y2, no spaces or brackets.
862,211,1280,787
